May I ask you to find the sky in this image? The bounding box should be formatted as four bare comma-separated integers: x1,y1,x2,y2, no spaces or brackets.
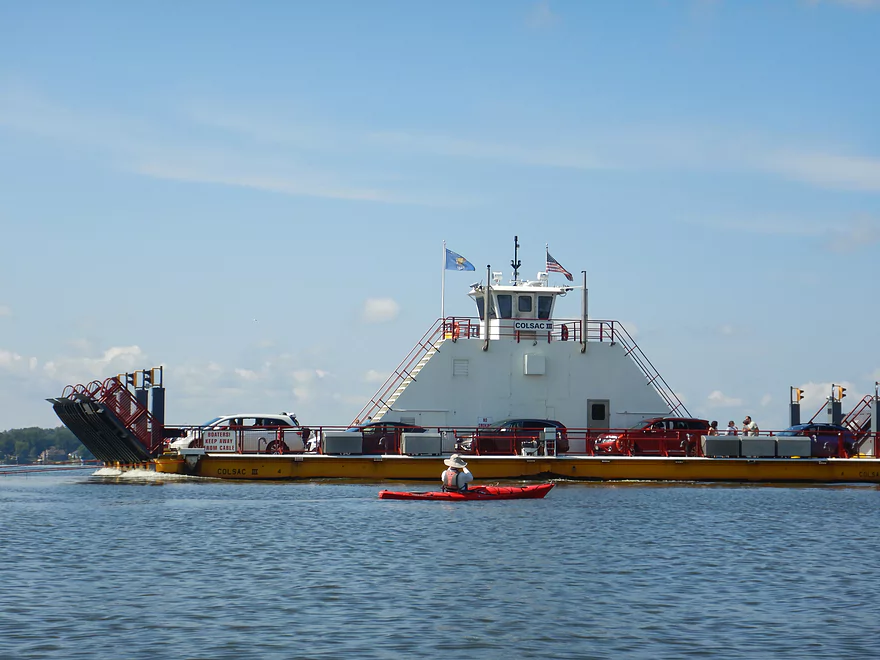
1,0,879,432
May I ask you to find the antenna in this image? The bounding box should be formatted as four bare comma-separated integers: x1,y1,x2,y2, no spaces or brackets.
510,235,521,284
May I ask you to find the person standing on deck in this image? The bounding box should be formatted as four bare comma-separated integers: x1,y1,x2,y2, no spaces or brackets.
742,416,759,436
726,421,738,435
441,454,473,492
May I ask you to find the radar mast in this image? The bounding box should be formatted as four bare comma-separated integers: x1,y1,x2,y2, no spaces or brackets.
510,235,521,285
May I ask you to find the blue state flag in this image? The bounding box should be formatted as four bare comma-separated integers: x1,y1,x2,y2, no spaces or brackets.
445,248,475,271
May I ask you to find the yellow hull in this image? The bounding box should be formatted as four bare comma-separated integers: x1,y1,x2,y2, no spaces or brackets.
153,454,880,483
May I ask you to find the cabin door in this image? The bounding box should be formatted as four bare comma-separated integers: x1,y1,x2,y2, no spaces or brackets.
586,399,610,431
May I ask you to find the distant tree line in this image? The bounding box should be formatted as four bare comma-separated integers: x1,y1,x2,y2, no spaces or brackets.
0,427,93,464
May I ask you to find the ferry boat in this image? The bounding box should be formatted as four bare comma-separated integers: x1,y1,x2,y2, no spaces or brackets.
47,239,880,483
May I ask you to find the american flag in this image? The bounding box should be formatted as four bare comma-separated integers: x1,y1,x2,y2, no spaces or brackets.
546,252,573,281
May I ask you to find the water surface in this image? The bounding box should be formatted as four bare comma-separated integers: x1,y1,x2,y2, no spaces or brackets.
1,470,878,659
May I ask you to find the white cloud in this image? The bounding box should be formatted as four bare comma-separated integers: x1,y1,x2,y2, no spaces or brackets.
234,368,259,381
364,369,388,384
362,298,400,323
824,216,880,253
806,0,880,8
0,88,455,207
526,1,561,29
760,394,772,407
0,349,24,367
41,345,144,383
369,131,605,171
66,338,92,352
134,160,403,204
763,150,880,192
683,210,880,248
102,346,141,363
292,369,314,384
617,321,639,339
0,305,11,317
707,390,743,407
4,86,879,221
292,369,329,384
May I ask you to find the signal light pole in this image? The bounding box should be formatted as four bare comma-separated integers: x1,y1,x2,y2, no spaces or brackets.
827,383,845,425
789,386,804,426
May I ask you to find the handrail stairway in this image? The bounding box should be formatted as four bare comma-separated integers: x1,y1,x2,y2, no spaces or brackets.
351,319,448,424
595,320,691,417
353,317,690,425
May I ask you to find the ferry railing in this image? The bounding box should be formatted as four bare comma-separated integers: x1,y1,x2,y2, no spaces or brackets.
841,395,873,441
169,423,873,459
170,424,315,454
453,429,560,457
565,427,859,459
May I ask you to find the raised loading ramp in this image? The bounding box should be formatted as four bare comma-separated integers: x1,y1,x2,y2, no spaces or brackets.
47,375,166,464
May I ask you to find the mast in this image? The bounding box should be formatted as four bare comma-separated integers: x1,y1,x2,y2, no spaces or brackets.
510,235,521,285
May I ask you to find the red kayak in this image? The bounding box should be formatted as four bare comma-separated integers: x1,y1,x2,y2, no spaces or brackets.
378,483,554,501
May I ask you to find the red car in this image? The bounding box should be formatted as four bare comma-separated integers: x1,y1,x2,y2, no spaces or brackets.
595,417,710,456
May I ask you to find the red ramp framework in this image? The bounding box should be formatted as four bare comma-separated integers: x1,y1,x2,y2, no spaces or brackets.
47,369,168,464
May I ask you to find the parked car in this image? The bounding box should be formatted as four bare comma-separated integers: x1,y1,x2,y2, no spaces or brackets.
346,421,426,454
776,423,856,458
468,418,569,455
595,417,710,456
170,413,306,454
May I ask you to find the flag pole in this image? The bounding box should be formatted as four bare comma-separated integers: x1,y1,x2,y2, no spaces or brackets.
441,240,446,324
582,270,588,353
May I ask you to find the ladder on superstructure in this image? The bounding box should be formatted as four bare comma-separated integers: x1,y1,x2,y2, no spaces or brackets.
352,319,447,424
595,320,691,417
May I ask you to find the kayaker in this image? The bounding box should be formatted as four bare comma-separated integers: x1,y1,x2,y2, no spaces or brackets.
441,454,473,492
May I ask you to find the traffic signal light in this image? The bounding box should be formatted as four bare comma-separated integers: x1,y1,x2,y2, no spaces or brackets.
794,388,804,403
836,385,847,401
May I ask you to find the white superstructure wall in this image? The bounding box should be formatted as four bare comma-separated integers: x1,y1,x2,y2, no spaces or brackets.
382,338,671,430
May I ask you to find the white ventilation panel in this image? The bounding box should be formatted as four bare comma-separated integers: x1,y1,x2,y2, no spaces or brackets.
524,354,545,375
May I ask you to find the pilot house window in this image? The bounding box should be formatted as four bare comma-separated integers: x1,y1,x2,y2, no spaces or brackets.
474,297,497,320
537,296,553,320
518,296,533,314
496,294,513,319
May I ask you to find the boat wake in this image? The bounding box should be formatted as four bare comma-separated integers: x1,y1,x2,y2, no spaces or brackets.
90,467,198,481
